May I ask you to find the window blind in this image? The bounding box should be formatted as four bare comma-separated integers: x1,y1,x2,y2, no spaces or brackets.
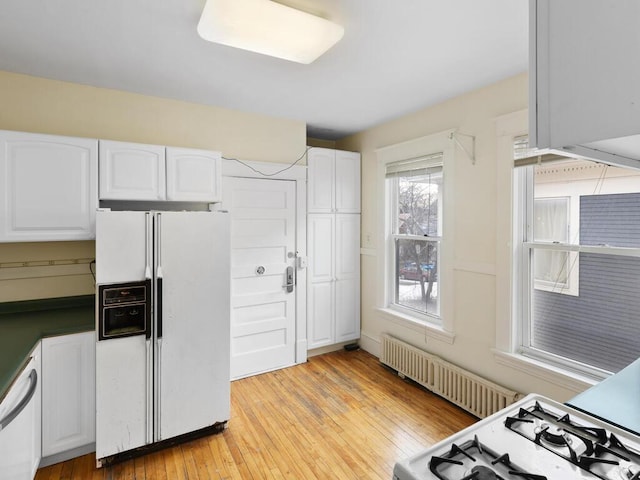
512,135,578,167
385,153,443,178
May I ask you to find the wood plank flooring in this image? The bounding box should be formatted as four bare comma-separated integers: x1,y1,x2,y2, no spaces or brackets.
35,349,476,480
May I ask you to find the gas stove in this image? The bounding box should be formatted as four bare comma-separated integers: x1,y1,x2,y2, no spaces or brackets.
393,394,640,480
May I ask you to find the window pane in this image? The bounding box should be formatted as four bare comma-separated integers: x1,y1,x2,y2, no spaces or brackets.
530,252,640,373
533,249,569,286
533,197,570,287
521,157,640,373
581,192,640,248
534,197,568,242
394,238,439,317
396,170,442,236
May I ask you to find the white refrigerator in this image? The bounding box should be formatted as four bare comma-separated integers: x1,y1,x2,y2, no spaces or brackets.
95,210,230,465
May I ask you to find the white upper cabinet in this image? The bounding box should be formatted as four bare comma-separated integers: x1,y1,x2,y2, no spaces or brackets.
0,130,98,242
166,147,222,202
530,0,640,168
99,140,222,202
308,148,360,213
99,141,165,201
334,150,361,213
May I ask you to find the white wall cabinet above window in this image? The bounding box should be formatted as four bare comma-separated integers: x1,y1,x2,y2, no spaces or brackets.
99,140,222,202
0,130,98,243
307,148,360,213
530,0,640,168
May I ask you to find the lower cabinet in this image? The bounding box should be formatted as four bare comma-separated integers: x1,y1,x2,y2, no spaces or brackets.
0,344,41,480
41,332,95,462
307,213,360,349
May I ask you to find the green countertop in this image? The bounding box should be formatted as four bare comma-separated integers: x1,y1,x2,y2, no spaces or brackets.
0,295,95,400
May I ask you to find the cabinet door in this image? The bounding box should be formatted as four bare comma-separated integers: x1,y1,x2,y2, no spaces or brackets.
41,332,95,457
335,215,360,343
0,345,41,480
531,0,640,154
0,130,98,242
165,147,222,202
334,151,361,213
308,282,334,348
307,214,335,348
307,215,334,283
99,140,165,200
307,148,335,213
335,277,360,343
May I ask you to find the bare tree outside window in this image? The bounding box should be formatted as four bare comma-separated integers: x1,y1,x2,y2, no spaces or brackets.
392,168,442,318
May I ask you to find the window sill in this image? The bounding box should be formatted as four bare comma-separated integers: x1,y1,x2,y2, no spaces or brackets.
492,349,599,394
376,307,455,344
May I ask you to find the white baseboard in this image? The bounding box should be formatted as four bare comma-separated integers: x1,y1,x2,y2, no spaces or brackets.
359,331,380,358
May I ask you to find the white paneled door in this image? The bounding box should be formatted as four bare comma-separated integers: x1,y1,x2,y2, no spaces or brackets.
222,177,297,380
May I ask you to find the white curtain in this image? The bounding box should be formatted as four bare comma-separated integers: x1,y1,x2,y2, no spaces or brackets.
534,198,569,285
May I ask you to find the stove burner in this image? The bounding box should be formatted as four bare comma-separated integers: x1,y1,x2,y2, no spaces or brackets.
535,423,570,446
428,436,547,480
467,466,497,480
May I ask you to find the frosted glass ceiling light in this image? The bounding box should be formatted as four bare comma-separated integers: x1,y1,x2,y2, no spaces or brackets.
197,0,344,64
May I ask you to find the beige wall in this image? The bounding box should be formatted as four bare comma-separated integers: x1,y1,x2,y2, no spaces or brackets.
306,137,337,149
336,72,586,402
0,71,306,302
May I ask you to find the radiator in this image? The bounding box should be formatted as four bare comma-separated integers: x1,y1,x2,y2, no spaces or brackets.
380,333,521,418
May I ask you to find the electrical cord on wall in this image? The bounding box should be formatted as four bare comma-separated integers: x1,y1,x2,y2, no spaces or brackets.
222,146,312,177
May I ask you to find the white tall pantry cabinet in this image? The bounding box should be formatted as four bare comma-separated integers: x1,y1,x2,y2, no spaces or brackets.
307,148,361,349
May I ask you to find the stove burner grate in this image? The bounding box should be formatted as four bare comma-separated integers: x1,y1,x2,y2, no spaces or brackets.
504,401,640,480
428,435,547,480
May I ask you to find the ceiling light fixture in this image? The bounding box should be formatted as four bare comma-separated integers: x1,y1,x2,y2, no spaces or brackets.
197,0,344,64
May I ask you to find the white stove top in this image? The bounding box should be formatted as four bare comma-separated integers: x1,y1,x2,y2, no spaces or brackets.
393,394,640,480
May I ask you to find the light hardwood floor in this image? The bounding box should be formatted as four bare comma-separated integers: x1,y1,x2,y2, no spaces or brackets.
35,349,476,480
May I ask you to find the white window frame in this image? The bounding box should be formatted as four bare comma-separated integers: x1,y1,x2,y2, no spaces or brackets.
494,110,596,393
526,184,579,297
388,160,443,322
495,110,640,390
531,196,579,296
375,130,455,343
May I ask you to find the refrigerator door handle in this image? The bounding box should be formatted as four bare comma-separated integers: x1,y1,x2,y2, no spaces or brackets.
156,212,163,339
156,276,163,339
145,279,152,340
144,212,152,280
145,338,153,444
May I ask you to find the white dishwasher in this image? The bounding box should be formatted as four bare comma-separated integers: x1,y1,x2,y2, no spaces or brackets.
0,346,41,480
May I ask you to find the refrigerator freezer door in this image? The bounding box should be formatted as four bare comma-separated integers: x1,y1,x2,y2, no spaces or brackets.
95,335,149,459
95,210,152,461
155,211,230,441
96,211,149,284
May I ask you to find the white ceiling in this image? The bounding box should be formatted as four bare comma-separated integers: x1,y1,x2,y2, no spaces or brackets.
0,0,528,140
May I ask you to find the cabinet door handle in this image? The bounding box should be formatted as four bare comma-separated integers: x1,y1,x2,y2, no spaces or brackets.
0,369,37,432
